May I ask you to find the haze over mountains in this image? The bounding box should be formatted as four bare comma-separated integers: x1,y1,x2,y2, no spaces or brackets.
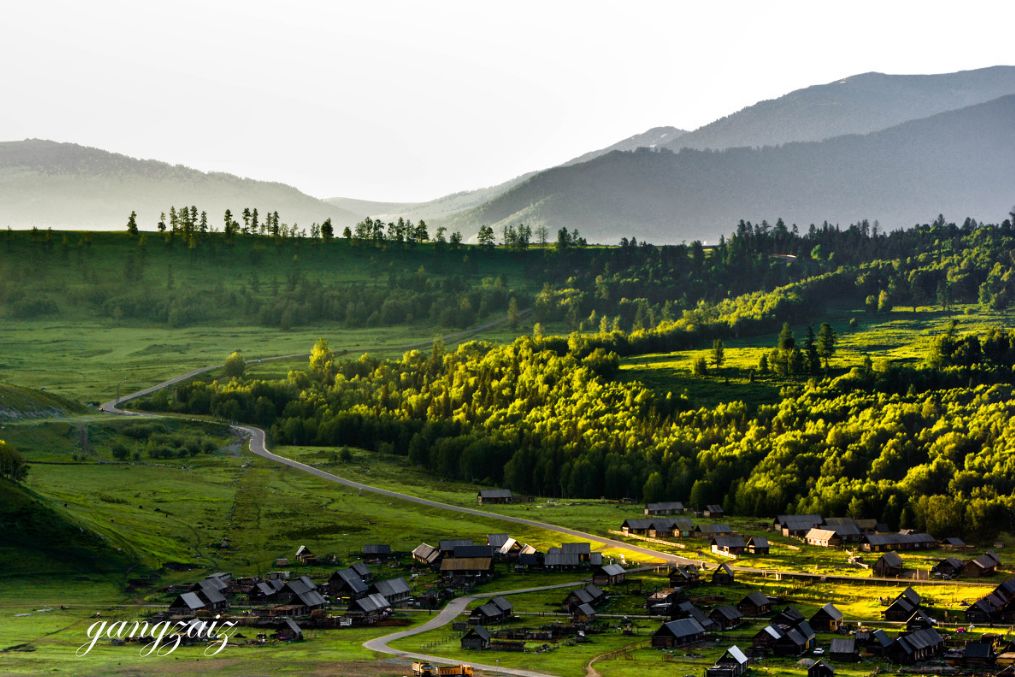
2,66,1014,241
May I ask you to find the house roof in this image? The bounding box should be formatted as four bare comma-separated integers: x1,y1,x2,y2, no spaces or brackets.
870,629,893,647
350,562,371,578
545,548,581,567
439,539,474,551
646,501,684,511
944,537,966,546
351,593,390,614
440,557,493,572
478,488,513,498
806,528,839,541
935,557,964,570
563,542,591,554
712,536,746,549
373,577,410,598
712,605,743,622
898,587,922,605
283,618,302,635
864,532,936,547
196,582,226,605
776,514,823,529
830,637,856,654
576,602,596,617
660,617,706,638
295,545,312,557
465,626,491,641
748,536,769,548
742,591,770,607
971,552,1002,568
174,591,206,610
877,552,904,568
622,518,655,531
722,645,749,665
286,579,326,607
487,533,511,547
814,603,843,621
699,523,732,533
412,543,440,563
454,545,495,558
331,568,368,594
599,564,626,577
362,544,391,555
705,505,723,512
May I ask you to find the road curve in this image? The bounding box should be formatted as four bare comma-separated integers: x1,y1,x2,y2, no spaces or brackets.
233,424,694,567
363,581,586,677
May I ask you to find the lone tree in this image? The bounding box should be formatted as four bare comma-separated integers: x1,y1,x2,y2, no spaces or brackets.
126,210,139,236
0,440,28,482
321,218,334,241
223,351,246,378
816,323,837,369
477,225,495,248
711,338,725,369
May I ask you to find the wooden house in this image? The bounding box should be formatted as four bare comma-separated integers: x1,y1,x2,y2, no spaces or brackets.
621,518,654,535
704,505,725,518
477,488,513,504
573,602,597,623
963,553,1002,577
674,601,717,631
169,592,208,616
461,626,491,650
328,568,368,599
931,557,964,579
808,660,835,677
884,587,923,622
295,545,317,565
712,563,735,585
347,592,391,620
412,543,440,566
775,514,823,537
830,637,859,662
645,587,683,615
861,532,937,552
371,577,411,605
470,596,512,624
738,591,772,616
651,618,706,648
669,565,701,587
810,603,844,632
564,584,606,612
705,645,749,677
350,561,372,581
873,552,905,577
361,544,393,562
645,501,685,515
593,564,626,586
276,618,303,642
711,536,747,556
887,628,945,664
805,528,842,548
747,536,770,555
710,605,744,630
440,557,494,582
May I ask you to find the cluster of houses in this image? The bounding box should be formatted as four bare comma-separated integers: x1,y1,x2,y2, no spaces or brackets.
931,552,1002,579
774,515,939,552
411,534,616,585
967,577,1015,623
164,547,417,633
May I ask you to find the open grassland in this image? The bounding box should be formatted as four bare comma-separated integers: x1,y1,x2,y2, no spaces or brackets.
620,304,1015,406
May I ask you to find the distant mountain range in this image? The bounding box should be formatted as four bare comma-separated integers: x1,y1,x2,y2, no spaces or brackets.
3,66,1014,241
0,140,359,230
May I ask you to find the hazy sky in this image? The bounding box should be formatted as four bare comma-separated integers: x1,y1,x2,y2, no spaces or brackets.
2,1,1013,202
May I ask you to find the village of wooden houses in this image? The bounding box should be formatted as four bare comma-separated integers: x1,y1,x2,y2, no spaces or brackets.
150,493,1015,676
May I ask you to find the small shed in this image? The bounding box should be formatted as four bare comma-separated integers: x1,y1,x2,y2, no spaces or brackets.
830,637,858,662
593,564,626,586
873,552,904,577
810,603,844,632
747,536,770,555
738,591,772,616
808,660,835,677
712,563,735,585
704,505,725,518
477,488,513,504
276,618,303,642
461,626,492,650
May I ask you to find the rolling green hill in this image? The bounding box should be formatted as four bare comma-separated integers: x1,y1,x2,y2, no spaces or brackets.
0,384,85,420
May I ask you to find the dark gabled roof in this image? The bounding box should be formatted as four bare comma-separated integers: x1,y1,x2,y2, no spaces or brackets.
742,591,770,607
196,582,226,606
810,660,834,674
439,539,474,551
964,641,995,659
255,579,286,597
795,620,816,641
286,578,326,607
747,536,769,548
295,544,313,557
490,596,512,612
659,617,706,638
478,488,513,498
830,637,856,654
705,504,724,512
545,547,581,567
712,536,747,549
350,562,371,578
944,537,966,546
576,602,596,617
877,552,904,568
864,532,936,547
898,587,922,605
472,596,512,618
487,533,511,547
331,568,368,594
715,563,734,575
814,603,843,621
201,574,229,591
870,629,893,648
283,618,302,635
599,564,626,577
351,592,390,614
895,628,943,654
372,577,410,598
465,625,492,641
562,542,592,555
971,552,1002,568
934,557,964,570
622,518,656,530
775,514,823,529
773,606,805,626
173,591,206,610
646,501,684,511
454,545,495,558
699,523,732,533
362,544,391,555
711,605,743,622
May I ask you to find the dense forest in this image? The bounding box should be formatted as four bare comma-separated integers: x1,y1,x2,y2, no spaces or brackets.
140,215,1015,541
2,208,1013,332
